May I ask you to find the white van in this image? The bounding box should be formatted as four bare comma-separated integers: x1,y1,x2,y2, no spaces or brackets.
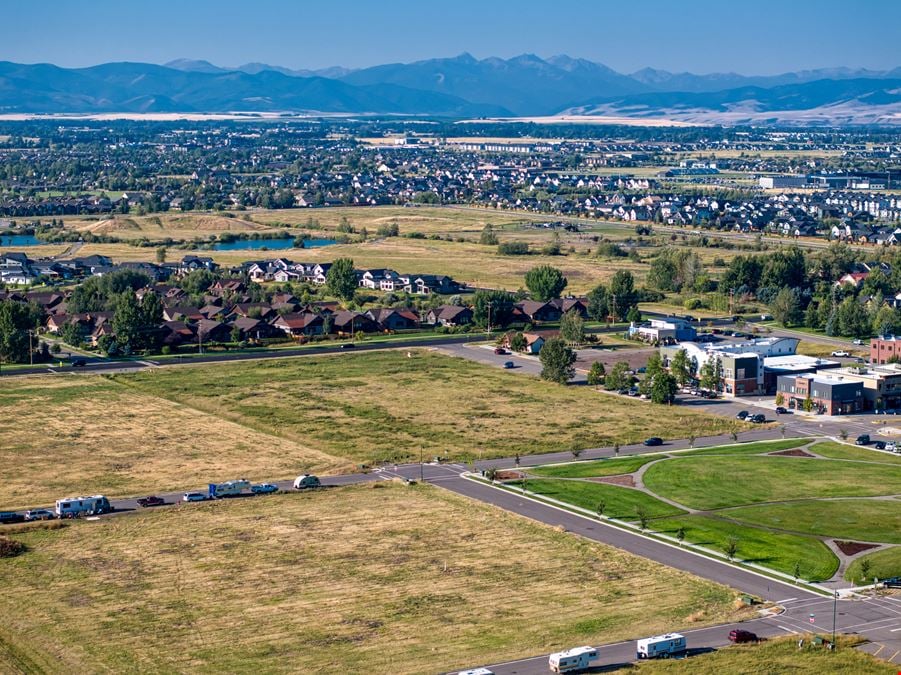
293,474,321,490
55,495,112,518
548,646,598,673
636,633,686,659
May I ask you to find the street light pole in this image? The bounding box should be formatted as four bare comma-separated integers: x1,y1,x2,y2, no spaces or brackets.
831,590,838,648
419,445,423,482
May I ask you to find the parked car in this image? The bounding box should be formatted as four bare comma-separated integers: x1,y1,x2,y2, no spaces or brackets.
0,511,24,524
494,347,507,355
24,509,56,521
182,492,207,502
293,474,321,490
71,358,86,367
749,414,767,423
643,437,663,447
856,434,871,446
636,366,647,374
137,496,165,507
735,410,749,420
853,338,865,345
887,441,898,453
503,361,514,369
251,483,279,494
831,350,850,357
874,441,886,450
729,629,758,643
775,406,788,415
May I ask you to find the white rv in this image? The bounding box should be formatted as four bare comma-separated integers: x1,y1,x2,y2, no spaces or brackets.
293,474,321,490
208,479,251,498
548,646,598,673
636,633,686,659
55,495,112,518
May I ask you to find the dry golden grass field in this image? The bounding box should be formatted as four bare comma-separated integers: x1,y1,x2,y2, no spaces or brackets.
0,483,749,674
0,376,349,510
0,350,741,509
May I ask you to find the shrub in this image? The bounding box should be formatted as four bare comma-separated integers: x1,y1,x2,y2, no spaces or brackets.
0,536,26,558
497,241,530,255
684,297,703,310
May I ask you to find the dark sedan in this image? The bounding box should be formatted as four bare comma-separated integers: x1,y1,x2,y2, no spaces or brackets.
643,437,663,447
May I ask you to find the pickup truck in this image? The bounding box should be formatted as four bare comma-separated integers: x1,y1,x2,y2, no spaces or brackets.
831,350,850,358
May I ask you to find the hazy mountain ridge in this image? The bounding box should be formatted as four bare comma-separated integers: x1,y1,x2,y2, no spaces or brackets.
1,55,899,124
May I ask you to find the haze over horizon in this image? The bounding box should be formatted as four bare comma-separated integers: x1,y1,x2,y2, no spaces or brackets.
2,0,899,76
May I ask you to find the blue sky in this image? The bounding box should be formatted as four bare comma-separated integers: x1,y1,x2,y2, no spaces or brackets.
2,0,899,74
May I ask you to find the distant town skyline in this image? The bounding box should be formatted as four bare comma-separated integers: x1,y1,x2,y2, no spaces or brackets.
2,0,899,76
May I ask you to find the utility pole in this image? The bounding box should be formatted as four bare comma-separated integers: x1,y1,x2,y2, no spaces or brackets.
611,294,618,324
28,329,34,366
486,300,492,337
419,445,424,482
729,288,735,316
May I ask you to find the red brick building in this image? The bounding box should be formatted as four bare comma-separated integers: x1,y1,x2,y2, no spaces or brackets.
871,336,901,364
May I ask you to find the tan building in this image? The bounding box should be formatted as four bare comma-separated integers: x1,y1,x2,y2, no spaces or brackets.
827,364,901,411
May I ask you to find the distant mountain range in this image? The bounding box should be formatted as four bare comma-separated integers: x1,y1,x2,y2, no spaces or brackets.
1,54,899,125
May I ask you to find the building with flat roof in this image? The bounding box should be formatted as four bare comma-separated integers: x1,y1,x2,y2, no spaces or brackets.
762,355,841,392
776,373,864,415
871,335,901,364
826,363,901,411
661,336,801,397
630,317,696,343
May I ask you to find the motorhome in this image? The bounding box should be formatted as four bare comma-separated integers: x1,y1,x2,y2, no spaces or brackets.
548,646,598,673
55,495,112,518
208,479,251,498
636,633,686,659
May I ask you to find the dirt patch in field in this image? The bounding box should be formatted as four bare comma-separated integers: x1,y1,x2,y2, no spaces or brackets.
590,475,636,487
769,449,815,458
495,470,524,481
834,540,880,556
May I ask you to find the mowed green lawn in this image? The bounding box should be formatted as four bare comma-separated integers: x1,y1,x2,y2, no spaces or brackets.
810,441,901,465
529,455,658,478
114,350,741,466
642,456,901,510
0,484,747,674
519,479,686,520
724,500,901,545
677,439,808,457
650,516,839,581
844,546,901,583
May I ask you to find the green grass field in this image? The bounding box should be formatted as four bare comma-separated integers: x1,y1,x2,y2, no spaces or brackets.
528,455,657,478
520,439,901,582
677,439,807,457
0,484,749,674
810,441,901,465
642,455,901,510
650,516,839,581
844,546,901,584
725,500,901,545
519,479,686,520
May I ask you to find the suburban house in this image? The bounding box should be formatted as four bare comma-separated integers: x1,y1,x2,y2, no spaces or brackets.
272,312,324,337
365,308,420,331
331,310,378,334
515,301,562,323
425,305,473,327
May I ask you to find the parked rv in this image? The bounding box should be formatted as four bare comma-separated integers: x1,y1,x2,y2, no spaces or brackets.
636,633,686,659
548,646,598,673
293,474,321,490
208,479,251,499
55,495,112,518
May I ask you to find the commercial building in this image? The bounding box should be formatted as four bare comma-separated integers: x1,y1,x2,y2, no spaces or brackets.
758,175,809,189
661,336,801,397
871,335,901,364
827,363,901,411
776,373,864,415
629,317,696,343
